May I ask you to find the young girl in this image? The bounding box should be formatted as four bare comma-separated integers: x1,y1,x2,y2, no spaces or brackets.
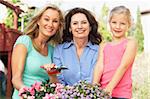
93,6,137,99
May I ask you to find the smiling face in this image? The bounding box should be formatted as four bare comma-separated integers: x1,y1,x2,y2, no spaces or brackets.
37,8,60,38
109,13,130,40
70,13,90,40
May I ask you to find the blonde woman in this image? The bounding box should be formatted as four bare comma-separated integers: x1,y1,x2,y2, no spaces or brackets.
11,4,64,99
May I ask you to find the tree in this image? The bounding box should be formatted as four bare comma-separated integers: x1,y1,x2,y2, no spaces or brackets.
4,0,34,31
4,0,21,28
132,7,144,53
98,4,111,42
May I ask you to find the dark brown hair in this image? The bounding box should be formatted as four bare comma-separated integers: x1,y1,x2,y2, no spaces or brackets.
63,7,102,45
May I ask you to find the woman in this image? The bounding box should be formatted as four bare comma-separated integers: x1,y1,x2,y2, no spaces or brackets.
11,4,64,99
47,7,102,86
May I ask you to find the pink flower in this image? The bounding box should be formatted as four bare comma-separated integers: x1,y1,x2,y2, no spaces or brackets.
32,82,42,91
19,87,29,96
50,83,56,87
56,83,64,88
55,83,64,93
43,93,56,99
27,96,35,99
21,94,27,98
28,87,35,96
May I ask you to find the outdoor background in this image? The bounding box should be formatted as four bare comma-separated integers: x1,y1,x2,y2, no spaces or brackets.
0,0,149,98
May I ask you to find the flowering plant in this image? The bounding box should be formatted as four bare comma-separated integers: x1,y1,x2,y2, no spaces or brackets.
19,80,110,99
60,81,110,99
19,80,63,99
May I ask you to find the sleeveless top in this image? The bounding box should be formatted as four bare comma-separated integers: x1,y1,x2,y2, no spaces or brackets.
12,35,54,99
101,39,133,98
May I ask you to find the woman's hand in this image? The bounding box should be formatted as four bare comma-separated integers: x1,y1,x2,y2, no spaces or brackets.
41,63,60,75
41,63,60,83
42,63,56,71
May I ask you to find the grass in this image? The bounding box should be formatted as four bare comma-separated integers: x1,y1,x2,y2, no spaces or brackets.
132,52,150,99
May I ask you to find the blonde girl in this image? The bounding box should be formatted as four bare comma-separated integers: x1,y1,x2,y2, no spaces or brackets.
93,6,137,99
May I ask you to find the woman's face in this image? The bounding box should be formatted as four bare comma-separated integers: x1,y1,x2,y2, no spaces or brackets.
109,13,129,39
38,9,60,38
70,13,91,40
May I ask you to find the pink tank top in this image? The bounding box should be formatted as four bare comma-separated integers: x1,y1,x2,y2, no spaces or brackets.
101,39,133,98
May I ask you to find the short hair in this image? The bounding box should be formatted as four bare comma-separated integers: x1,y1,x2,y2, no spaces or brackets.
63,7,102,45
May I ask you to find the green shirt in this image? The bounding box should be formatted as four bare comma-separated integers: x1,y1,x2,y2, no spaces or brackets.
12,35,53,99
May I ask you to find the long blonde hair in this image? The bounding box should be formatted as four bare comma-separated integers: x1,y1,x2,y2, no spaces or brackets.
24,4,64,45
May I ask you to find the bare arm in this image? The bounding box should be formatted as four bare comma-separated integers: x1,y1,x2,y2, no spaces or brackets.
92,43,105,85
105,38,138,94
11,44,27,90
49,75,59,83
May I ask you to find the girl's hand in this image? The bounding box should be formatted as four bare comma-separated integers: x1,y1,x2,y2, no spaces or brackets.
104,86,113,96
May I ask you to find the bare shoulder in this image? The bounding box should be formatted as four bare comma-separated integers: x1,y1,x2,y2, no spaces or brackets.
127,37,138,48
99,41,107,49
14,43,27,50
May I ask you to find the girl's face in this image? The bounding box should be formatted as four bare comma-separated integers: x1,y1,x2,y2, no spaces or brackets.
70,13,91,40
38,9,60,38
109,13,129,40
